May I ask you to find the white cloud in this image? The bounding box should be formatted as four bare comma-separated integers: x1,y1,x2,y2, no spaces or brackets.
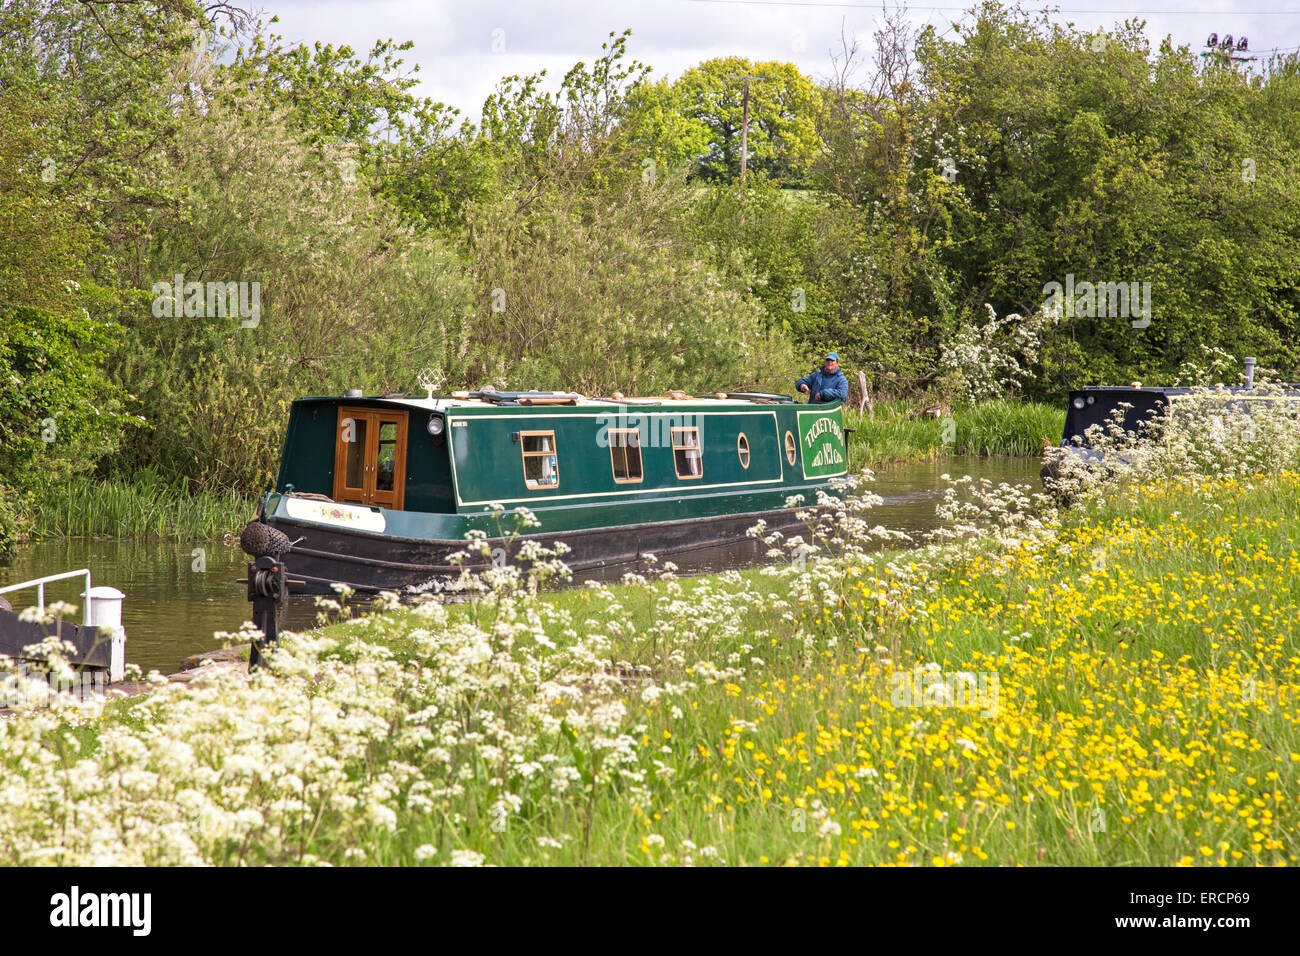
258,1,1300,120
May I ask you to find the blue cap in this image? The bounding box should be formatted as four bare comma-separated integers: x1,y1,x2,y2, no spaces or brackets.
824,352,840,362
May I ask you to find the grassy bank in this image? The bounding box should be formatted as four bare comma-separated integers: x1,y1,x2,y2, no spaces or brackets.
844,399,1063,469
324,475,1298,866
9,468,1296,865
30,472,252,541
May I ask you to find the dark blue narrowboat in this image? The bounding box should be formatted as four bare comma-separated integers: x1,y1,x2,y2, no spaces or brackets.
1042,360,1300,488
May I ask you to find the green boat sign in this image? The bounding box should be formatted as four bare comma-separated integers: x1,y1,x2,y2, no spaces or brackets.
797,408,847,479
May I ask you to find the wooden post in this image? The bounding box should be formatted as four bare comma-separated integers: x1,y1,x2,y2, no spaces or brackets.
857,370,873,420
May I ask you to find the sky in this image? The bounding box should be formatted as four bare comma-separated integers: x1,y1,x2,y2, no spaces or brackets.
253,1,1300,120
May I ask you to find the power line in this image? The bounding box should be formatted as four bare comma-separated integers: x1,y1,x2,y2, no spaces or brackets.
687,0,1300,13
684,0,1300,58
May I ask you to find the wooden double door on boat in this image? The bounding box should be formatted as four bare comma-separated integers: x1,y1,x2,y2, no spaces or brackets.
332,406,407,510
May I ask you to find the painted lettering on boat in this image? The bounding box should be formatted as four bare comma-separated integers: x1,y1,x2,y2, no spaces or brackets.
801,414,843,449
808,443,844,469
796,410,847,479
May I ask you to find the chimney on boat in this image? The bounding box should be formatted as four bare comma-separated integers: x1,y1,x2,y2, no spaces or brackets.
1244,357,1256,389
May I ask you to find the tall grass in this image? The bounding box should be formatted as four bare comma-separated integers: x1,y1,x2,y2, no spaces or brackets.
31,471,252,541
843,398,1063,468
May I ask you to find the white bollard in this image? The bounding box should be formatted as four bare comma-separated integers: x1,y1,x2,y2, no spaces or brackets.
83,586,126,682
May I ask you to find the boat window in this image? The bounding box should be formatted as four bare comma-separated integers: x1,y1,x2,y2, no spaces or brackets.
343,417,368,491
609,429,643,483
333,407,407,510
521,431,560,489
672,427,703,479
737,432,750,469
376,422,398,492
784,430,797,466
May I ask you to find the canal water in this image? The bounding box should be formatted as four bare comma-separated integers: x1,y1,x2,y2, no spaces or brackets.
1,457,1040,675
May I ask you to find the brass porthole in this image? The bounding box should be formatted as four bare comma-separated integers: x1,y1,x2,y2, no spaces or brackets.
784,430,797,466
737,432,751,469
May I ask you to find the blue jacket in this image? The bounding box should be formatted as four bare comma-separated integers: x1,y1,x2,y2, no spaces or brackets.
796,366,849,403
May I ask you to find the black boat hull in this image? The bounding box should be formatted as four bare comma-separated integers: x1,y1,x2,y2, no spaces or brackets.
262,506,818,594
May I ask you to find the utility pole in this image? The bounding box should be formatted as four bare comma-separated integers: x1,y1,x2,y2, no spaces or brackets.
739,76,751,191
729,74,763,226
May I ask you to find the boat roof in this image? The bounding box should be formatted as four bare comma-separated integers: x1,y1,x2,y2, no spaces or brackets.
1073,384,1300,396
291,390,803,411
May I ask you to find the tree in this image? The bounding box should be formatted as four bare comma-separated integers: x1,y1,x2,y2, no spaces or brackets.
221,23,486,231
462,176,799,396
463,35,799,396
118,75,474,493
812,12,963,388
479,30,652,195
915,3,1300,392
0,0,240,285
0,305,131,551
674,57,823,185
622,78,713,181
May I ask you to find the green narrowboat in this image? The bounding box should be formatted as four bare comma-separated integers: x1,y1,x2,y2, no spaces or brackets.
239,389,848,593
